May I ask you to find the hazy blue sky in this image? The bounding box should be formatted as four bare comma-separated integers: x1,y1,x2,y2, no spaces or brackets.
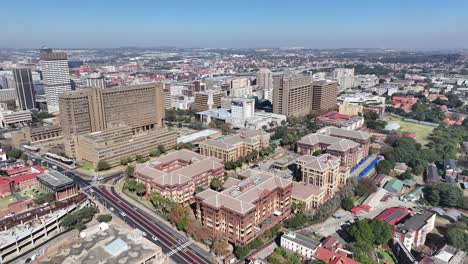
2,0,468,49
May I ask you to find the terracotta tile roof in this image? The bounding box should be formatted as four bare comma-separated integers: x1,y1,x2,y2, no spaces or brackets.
196,169,291,215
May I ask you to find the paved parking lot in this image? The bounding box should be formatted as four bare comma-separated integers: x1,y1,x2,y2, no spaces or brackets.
303,195,418,243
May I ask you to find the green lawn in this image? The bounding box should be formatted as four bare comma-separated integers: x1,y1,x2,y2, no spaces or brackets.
20,186,46,198
79,162,95,172
0,196,15,210
387,117,435,145
376,249,396,264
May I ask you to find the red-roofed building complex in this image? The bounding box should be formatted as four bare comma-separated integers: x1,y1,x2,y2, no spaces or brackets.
392,96,418,112
0,166,45,197
315,111,364,131
314,247,360,264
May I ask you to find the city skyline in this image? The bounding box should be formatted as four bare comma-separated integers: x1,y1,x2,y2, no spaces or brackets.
1,0,468,49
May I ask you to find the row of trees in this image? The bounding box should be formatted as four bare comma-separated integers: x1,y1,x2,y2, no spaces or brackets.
285,178,359,228
224,146,275,171
377,125,468,177
446,218,468,251
61,206,98,231
268,247,302,264
167,203,213,243
234,224,281,259
424,183,467,209
119,145,166,166
347,219,392,264
126,179,147,197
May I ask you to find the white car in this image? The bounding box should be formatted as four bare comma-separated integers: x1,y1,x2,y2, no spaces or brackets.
109,207,114,211
142,231,147,236
31,254,40,260
152,236,158,241
121,212,126,217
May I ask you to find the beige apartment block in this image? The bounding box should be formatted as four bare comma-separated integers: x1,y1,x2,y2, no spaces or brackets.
74,126,177,168
273,74,313,117
198,128,270,162
59,82,165,157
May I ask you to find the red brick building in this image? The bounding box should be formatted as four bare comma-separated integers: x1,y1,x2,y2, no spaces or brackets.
4,166,45,190
195,170,292,246
135,149,224,204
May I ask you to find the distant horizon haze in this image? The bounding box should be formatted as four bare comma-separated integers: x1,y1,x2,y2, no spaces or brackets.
1,0,468,49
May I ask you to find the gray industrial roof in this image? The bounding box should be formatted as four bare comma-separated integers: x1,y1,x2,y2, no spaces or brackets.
37,170,74,188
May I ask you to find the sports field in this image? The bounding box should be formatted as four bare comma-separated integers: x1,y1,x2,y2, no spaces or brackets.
387,117,435,145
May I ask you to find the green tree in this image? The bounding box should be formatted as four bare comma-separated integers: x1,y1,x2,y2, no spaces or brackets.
126,165,134,178
446,225,468,251
398,172,413,180
375,160,394,174
210,177,222,191
96,214,112,222
341,197,354,211
120,158,129,166
195,185,205,193
157,144,166,154
355,178,377,197
127,179,138,192
135,182,146,196
348,219,374,244
149,149,161,157
348,219,391,246
6,149,22,159
234,245,251,259
97,160,110,171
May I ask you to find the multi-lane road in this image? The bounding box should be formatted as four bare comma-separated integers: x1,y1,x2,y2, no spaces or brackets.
27,152,213,264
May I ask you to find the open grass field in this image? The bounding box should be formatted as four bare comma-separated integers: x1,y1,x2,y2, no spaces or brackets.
387,117,435,145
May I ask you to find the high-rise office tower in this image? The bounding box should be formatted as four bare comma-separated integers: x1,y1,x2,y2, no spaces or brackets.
312,81,338,111
12,68,36,110
256,68,273,89
231,98,255,119
40,47,71,113
59,82,166,157
192,91,224,111
85,73,106,89
273,74,312,117
230,78,249,89
333,68,354,92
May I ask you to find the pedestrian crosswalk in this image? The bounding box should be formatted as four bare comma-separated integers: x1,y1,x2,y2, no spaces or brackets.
167,241,192,256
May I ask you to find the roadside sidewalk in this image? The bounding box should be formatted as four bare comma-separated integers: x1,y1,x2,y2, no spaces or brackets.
109,183,212,254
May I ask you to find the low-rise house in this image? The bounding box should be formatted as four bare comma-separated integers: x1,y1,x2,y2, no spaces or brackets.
280,231,320,259
432,244,466,264
384,179,404,194
394,163,408,175
314,247,360,264
443,159,459,181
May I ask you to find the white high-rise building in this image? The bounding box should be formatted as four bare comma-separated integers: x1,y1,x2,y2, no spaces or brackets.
257,68,273,89
231,98,255,119
333,68,355,92
231,85,252,97
40,47,71,113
